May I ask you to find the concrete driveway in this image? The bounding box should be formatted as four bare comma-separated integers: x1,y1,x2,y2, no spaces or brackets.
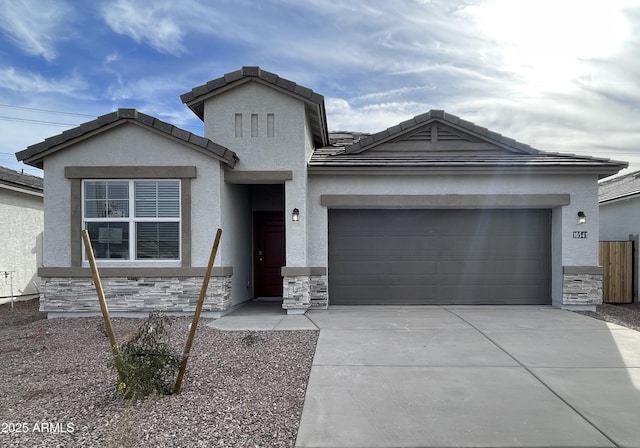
295,306,640,448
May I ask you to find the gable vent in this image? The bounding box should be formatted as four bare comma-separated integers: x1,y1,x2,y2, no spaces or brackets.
403,127,432,141
436,127,468,141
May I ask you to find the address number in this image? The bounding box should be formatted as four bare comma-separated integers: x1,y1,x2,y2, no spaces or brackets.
573,231,588,239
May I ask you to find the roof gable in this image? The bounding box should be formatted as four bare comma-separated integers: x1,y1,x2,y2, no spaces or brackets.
346,110,537,155
310,110,627,178
181,66,329,147
15,109,238,169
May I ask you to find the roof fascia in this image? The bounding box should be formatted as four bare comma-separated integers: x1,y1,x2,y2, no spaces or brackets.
599,192,640,205
0,182,43,197
308,165,624,178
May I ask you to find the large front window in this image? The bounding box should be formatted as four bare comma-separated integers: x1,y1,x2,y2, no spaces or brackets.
83,180,180,261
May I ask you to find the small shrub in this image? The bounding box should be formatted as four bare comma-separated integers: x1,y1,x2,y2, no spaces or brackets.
110,312,180,400
241,330,263,346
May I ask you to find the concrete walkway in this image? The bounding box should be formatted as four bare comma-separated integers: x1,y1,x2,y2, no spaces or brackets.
295,306,640,448
206,300,318,331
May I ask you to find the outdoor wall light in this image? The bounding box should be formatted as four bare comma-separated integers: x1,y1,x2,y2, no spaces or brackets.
292,208,300,222
577,211,586,225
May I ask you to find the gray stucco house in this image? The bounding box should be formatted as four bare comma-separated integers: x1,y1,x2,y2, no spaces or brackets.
16,66,626,317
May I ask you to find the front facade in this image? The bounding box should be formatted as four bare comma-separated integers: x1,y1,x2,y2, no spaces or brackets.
0,166,43,304
16,67,626,317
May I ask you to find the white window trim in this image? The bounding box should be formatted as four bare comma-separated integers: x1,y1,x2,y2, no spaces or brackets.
81,179,182,267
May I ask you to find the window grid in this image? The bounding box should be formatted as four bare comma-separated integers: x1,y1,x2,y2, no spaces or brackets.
82,180,181,261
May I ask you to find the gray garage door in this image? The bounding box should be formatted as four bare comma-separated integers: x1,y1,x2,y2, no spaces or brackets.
328,209,550,305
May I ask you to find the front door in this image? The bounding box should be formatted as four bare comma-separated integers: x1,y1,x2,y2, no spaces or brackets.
253,211,285,297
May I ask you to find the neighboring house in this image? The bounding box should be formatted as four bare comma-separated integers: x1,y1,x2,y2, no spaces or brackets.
0,166,43,304
599,170,640,302
16,66,626,317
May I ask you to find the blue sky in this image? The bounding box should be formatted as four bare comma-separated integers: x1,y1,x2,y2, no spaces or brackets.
1,0,639,177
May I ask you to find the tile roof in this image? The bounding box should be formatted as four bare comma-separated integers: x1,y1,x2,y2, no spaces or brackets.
181,66,329,147
0,165,43,193
599,170,640,203
310,110,627,178
15,109,238,169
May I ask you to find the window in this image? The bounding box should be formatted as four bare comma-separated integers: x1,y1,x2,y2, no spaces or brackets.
83,180,180,261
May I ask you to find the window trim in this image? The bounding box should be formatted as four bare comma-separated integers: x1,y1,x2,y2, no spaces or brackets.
67,166,195,268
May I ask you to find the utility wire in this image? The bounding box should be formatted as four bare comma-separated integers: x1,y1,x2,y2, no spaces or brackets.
0,104,95,118
0,115,78,127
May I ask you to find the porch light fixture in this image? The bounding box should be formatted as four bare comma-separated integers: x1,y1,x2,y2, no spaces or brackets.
292,208,300,222
577,211,586,225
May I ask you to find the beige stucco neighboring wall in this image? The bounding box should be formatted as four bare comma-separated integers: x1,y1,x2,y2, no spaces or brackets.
0,187,43,301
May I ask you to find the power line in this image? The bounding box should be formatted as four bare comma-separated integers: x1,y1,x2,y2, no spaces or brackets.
0,101,204,132
0,104,96,118
0,115,78,127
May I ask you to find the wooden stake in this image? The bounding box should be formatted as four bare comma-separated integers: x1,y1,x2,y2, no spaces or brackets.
82,230,120,358
174,228,222,394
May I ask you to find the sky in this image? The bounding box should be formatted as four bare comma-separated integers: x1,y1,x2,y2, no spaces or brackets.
1,0,639,178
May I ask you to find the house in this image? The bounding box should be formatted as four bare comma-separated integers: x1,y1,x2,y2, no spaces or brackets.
0,166,43,304
15,66,627,317
599,170,640,302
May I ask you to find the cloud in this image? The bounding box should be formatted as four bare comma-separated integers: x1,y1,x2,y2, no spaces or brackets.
0,0,73,60
0,67,87,94
101,1,186,55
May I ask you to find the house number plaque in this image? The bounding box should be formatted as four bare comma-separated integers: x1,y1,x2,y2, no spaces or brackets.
572,231,588,239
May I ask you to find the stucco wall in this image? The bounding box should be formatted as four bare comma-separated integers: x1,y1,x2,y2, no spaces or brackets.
203,82,310,268
41,123,224,268
600,197,640,240
0,187,43,300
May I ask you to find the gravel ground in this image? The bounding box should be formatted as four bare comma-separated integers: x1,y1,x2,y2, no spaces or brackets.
0,299,318,448
577,302,640,332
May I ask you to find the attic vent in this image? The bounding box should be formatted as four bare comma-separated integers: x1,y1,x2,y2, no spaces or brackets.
403,128,432,141
437,127,467,141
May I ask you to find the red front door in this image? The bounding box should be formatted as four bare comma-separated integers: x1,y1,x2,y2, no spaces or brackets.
253,211,285,297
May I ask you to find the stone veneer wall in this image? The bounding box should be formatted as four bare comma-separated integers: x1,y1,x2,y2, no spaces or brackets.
562,266,603,306
281,267,328,313
310,275,328,307
40,276,232,314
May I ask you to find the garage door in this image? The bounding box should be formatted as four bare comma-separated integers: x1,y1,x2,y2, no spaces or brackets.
328,209,550,305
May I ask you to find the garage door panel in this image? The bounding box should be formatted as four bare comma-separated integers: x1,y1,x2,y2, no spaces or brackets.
389,261,437,275
329,209,550,305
